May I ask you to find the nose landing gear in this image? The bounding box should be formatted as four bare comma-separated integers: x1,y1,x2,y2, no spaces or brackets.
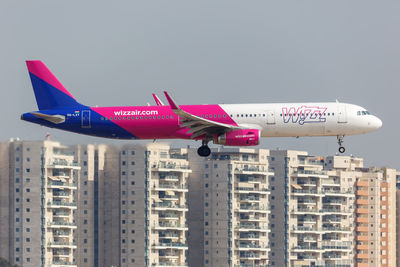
197,140,211,157
337,135,345,153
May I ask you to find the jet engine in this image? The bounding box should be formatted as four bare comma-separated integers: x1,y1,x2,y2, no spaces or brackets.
213,129,260,146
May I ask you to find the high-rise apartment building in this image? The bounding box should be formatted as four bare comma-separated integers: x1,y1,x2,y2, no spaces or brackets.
353,167,396,267
188,147,272,267
115,143,191,267
269,151,355,267
0,139,80,267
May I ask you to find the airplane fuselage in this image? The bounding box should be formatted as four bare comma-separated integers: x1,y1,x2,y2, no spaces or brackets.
22,102,382,140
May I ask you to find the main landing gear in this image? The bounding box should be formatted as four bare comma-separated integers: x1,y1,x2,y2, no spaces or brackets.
337,135,345,153
197,140,211,157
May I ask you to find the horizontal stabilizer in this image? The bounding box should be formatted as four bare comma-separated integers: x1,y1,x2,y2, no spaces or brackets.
31,112,65,124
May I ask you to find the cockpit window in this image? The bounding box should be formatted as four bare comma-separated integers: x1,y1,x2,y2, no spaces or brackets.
357,110,370,116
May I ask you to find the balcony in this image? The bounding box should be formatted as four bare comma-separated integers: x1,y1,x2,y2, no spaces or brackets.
159,175,180,182
292,169,327,177
236,243,270,251
47,182,77,189
159,232,180,239
47,161,80,169
236,224,269,232
154,223,188,230
50,261,76,266
292,245,321,251
47,201,77,209
236,187,270,194
159,213,180,220
235,167,273,175
239,215,263,221
47,241,77,248
52,191,71,197
52,231,71,237
291,189,322,196
238,205,269,213
152,203,188,211
153,184,188,192
239,252,261,259
239,234,260,240
47,221,77,229
53,211,71,218
152,242,188,250
152,163,191,173
152,261,188,267
239,196,260,202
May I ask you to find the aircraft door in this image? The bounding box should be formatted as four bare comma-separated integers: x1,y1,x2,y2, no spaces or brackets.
81,110,91,128
266,110,275,125
337,104,347,123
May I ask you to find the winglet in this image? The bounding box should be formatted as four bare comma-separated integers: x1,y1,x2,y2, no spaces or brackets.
152,93,164,106
163,91,179,110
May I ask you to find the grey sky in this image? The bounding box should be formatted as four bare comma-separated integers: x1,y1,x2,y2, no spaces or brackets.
0,1,399,168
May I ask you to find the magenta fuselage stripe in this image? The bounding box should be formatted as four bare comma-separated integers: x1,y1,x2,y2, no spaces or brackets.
92,104,237,139
26,61,75,99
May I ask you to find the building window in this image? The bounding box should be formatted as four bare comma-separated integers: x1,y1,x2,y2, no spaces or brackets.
16,178,20,183
26,178,30,183
26,168,30,173
26,188,30,193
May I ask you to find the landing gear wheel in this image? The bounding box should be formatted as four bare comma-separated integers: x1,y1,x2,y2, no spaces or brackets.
337,135,345,154
197,145,211,157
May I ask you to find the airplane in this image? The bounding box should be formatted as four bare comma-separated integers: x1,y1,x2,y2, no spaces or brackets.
21,60,382,157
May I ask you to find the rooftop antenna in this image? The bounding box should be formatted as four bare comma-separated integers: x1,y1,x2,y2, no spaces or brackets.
45,132,51,141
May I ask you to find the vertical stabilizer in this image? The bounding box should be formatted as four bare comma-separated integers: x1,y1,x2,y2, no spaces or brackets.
26,60,83,110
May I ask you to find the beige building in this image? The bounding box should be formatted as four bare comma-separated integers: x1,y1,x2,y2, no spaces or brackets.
114,143,191,267
269,151,355,267
353,167,397,267
0,139,80,267
188,147,272,267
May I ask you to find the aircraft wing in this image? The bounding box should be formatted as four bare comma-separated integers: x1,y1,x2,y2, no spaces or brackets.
163,91,241,139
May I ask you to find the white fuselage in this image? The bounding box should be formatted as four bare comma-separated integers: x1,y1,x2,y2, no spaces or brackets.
221,102,382,137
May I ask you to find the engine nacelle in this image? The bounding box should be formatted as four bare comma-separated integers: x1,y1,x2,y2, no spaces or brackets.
213,129,260,146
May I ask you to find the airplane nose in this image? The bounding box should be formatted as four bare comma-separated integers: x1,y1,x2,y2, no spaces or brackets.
368,116,382,130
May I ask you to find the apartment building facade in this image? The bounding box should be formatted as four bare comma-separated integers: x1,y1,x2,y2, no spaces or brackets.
0,139,80,267
188,147,272,267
